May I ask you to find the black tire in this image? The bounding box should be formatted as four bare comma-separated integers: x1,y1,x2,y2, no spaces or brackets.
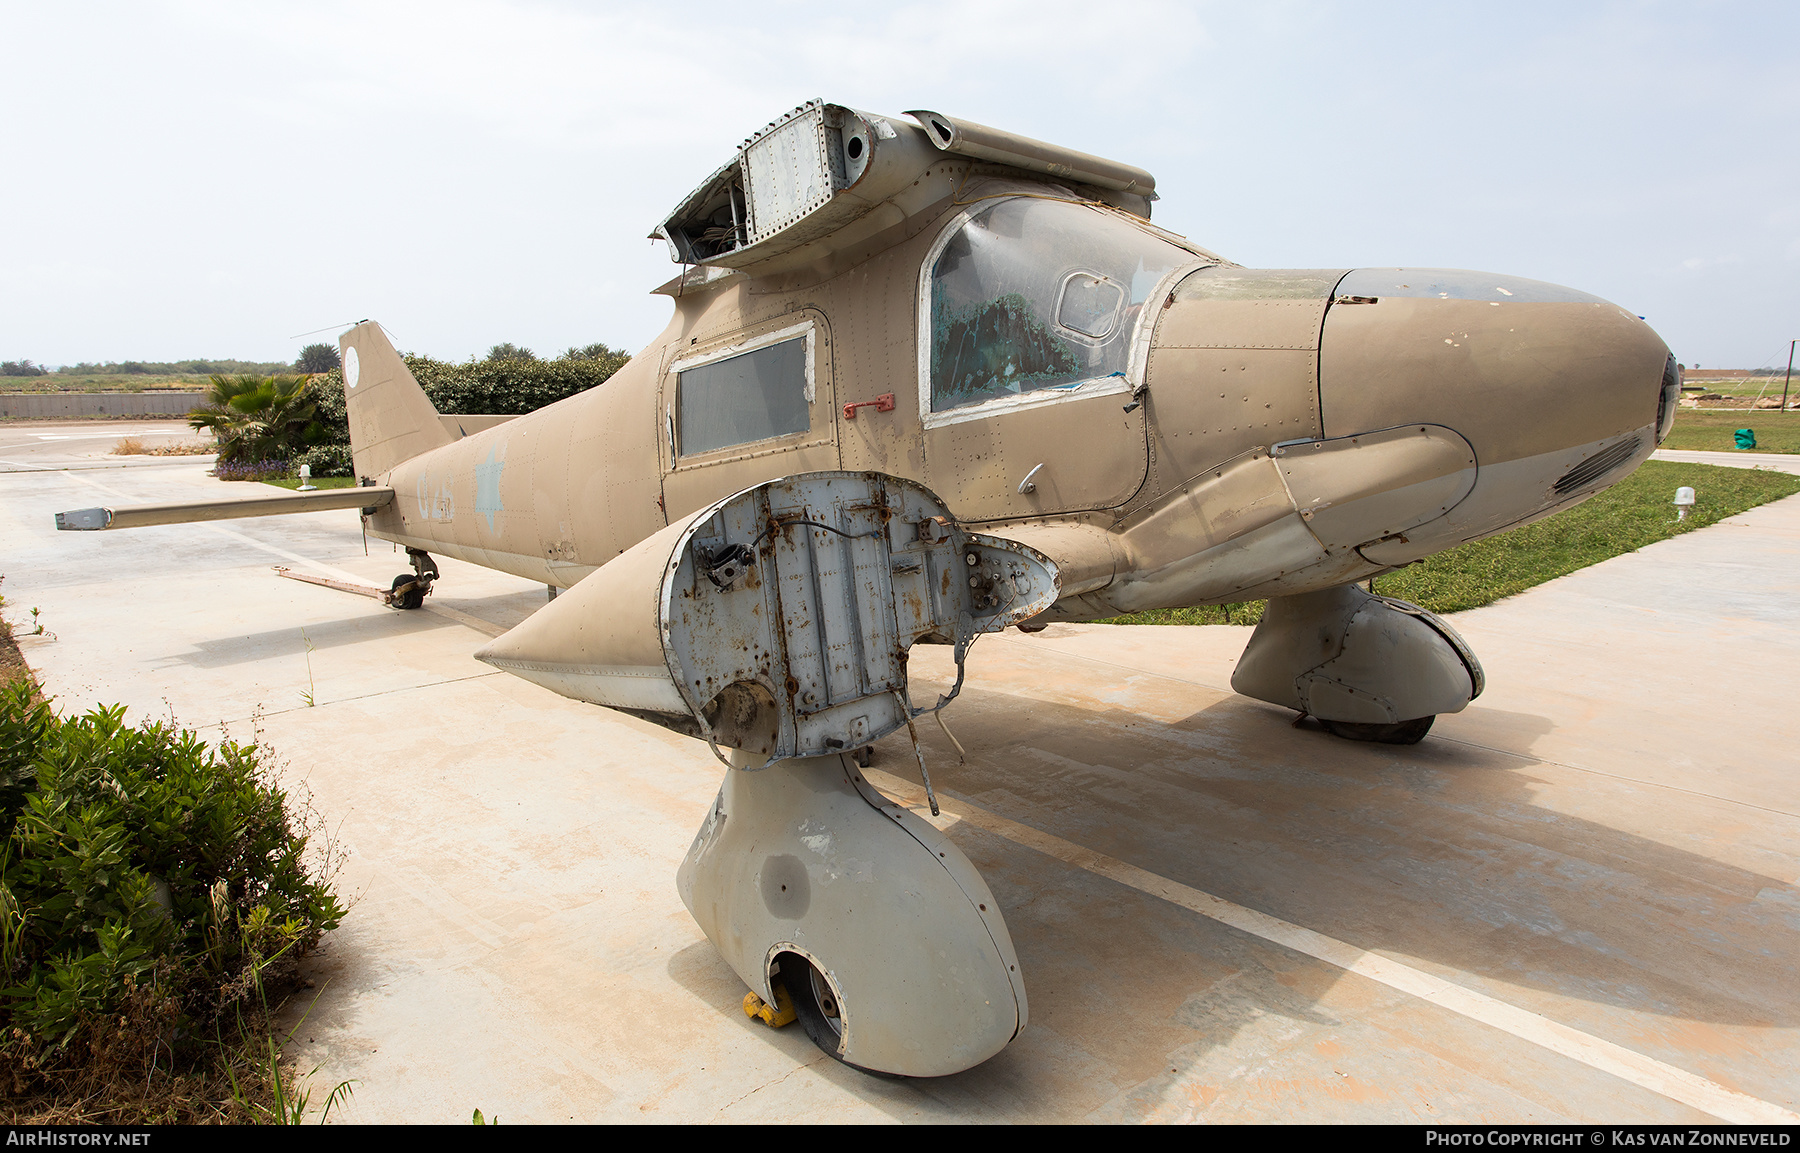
1320,715,1435,745
390,574,425,611
774,953,902,1078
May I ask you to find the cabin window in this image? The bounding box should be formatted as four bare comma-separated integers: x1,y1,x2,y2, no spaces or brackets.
676,334,810,456
926,197,1194,413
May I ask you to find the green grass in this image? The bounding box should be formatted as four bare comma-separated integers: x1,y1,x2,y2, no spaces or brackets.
1660,410,1800,454
260,476,359,491
1682,375,1792,395
1104,459,1800,625
0,375,214,393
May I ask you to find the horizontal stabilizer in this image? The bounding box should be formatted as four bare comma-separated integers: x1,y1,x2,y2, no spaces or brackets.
438,414,517,439
56,487,394,531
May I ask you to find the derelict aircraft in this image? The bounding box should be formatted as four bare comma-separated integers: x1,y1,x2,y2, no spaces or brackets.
57,100,1678,1078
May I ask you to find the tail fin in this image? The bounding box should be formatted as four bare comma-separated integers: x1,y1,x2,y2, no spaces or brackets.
339,321,454,479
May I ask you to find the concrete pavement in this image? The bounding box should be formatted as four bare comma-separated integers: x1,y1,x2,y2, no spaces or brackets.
0,418,214,473
1652,447,1800,475
1,453,1796,1123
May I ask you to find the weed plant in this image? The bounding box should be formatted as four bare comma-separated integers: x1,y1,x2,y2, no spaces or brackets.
111,437,214,457
0,683,344,1121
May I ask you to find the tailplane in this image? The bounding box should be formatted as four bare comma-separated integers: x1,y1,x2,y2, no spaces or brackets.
339,321,454,479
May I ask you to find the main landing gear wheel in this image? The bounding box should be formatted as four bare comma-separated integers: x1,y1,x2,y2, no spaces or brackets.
390,574,426,610
1320,715,1435,745
390,548,439,611
775,953,901,1078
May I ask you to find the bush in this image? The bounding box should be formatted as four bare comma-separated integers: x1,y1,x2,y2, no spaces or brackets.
308,347,630,456
293,445,353,479
211,459,294,482
0,682,343,1100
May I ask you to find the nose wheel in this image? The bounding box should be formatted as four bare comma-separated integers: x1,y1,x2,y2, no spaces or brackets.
1320,716,1435,745
679,753,1026,1077
775,952,902,1078
779,953,843,1057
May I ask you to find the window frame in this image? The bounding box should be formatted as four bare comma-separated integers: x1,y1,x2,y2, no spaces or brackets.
915,196,1211,431
1054,270,1127,342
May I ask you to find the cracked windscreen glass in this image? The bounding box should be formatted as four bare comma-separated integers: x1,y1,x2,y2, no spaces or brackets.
929,198,1194,412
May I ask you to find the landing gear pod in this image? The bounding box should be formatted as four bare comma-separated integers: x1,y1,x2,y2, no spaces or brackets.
475,472,1056,1075
474,471,1059,766
678,750,1026,1077
1231,583,1483,744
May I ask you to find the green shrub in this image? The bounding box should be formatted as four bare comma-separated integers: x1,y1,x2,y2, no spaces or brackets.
188,374,325,466
212,459,295,482
308,347,630,456
293,445,353,479
0,682,343,1091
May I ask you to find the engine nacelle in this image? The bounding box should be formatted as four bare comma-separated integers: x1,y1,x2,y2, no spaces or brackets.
1231,583,1483,743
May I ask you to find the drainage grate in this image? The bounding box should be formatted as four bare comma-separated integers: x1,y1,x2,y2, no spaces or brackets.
1552,435,1642,496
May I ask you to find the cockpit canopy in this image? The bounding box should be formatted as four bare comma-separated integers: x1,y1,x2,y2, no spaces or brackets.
926,197,1202,413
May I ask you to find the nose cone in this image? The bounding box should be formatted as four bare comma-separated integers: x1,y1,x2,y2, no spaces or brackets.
1321,268,1672,556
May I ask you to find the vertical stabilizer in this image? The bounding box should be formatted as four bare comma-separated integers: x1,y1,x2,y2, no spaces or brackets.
339,321,454,479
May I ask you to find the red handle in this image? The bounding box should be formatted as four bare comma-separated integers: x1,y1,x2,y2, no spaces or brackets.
843,393,895,420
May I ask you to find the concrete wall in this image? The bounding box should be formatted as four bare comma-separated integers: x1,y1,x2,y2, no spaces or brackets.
0,392,206,419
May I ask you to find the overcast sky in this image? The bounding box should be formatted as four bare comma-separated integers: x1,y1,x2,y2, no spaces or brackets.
4,1,1796,369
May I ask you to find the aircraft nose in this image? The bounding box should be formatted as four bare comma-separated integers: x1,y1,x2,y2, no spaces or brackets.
1319,268,1674,558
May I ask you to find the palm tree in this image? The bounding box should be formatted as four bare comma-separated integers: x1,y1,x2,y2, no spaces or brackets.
188,375,323,465
294,343,340,373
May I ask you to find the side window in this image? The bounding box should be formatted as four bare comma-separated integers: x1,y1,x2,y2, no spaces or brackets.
925,197,1196,415
1057,272,1126,339
677,335,809,456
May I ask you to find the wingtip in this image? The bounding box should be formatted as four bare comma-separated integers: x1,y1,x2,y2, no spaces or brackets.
55,507,111,531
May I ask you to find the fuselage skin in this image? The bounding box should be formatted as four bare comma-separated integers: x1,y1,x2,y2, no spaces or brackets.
356,172,1672,621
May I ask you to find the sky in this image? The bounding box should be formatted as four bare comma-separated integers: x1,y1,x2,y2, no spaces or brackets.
3,0,1796,370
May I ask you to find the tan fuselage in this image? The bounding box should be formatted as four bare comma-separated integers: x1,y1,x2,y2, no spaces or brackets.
357,175,1670,621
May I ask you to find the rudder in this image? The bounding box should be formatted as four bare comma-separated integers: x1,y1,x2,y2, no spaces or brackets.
339,321,454,479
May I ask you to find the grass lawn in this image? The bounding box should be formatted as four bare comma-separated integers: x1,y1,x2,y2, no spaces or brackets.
1660,410,1800,454
1105,459,1800,625
260,475,359,491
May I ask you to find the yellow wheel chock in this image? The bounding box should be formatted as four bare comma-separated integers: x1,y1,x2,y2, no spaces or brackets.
743,983,798,1028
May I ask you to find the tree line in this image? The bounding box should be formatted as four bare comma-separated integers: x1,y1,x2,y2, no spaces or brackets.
9,341,629,379
12,359,295,377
